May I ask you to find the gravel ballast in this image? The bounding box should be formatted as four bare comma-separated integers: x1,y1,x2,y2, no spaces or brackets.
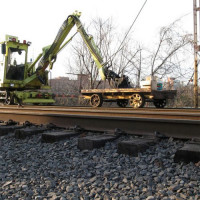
0,133,200,200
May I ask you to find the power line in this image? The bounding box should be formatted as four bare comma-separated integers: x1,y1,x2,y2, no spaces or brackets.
110,0,148,63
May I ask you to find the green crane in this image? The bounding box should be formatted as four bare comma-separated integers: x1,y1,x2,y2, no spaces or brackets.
0,11,129,105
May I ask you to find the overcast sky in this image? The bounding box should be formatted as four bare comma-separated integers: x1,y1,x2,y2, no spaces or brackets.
0,0,193,78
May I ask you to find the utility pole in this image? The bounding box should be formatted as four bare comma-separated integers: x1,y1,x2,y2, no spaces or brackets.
193,0,199,108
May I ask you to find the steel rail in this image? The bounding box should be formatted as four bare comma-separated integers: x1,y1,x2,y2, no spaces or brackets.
0,106,200,120
5,105,200,113
0,106,199,139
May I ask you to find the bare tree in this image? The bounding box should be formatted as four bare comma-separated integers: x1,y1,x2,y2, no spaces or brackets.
148,20,193,79
65,17,143,89
65,17,115,89
121,43,146,87
65,17,193,92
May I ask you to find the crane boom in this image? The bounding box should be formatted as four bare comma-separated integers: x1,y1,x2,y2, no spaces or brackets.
0,11,130,105
24,11,106,87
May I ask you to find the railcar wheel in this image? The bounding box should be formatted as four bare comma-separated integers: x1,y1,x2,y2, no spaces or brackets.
129,93,145,108
116,99,128,108
4,95,14,105
153,99,166,108
90,94,103,107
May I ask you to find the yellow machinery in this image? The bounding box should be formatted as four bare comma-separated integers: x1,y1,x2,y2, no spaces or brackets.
0,11,125,105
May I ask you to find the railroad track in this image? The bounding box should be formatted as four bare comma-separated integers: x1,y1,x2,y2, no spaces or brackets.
1,106,199,200
0,105,199,139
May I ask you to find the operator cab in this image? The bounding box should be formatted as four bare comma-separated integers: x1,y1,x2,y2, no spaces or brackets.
0,35,29,82
6,47,26,80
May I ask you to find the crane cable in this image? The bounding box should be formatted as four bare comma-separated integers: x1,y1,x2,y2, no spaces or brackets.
109,0,148,63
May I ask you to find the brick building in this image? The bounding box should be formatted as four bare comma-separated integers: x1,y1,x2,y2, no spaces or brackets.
49,74,90,96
